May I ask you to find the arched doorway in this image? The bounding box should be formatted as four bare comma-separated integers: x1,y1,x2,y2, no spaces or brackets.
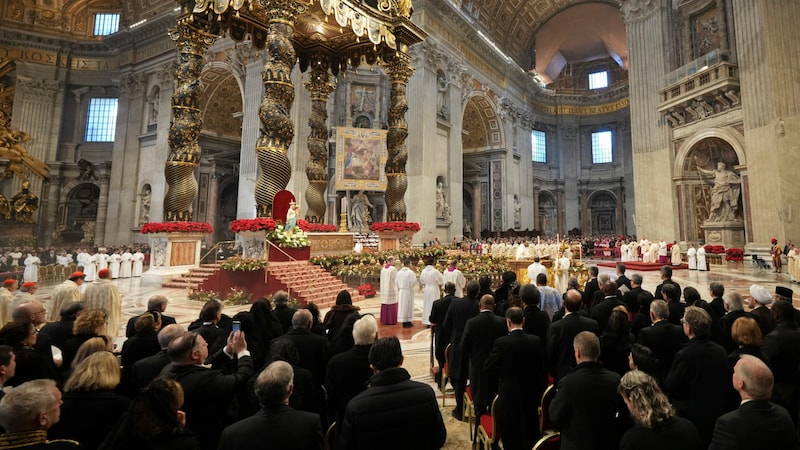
538,191,556,236
218,179,239,241
589,191,617,235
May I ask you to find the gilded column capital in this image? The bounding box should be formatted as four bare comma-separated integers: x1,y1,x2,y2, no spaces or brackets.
17,78,61,103
257,0,307,24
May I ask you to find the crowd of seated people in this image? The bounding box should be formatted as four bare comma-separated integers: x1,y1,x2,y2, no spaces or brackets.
1,262,800,450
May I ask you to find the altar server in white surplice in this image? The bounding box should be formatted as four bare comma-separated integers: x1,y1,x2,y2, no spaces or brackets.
131,249,145,277
119,249,133,278
395,259,418,328
23,252,40,283
109,249,122,279
419,258,444,327
380,256,398,325
696,245,707,271
687,244,697,270
442,260,467,298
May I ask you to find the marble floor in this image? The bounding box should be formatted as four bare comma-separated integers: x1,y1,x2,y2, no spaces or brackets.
29,260,799,450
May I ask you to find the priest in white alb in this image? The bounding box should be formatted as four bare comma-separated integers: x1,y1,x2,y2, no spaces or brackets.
395,259,418,328
379,256,398,325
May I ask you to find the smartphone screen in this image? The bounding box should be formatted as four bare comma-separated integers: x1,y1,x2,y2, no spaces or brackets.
232,321,241,333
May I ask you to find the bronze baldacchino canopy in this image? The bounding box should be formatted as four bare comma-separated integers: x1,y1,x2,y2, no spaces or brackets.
164,0,425,223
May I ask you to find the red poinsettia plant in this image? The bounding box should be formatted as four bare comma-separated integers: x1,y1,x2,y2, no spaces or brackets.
725,247,744,262
229,218,277,233
370,221,421,232
140,222,213,234
357,283,377,298
297,220,337,232
704,245,725,254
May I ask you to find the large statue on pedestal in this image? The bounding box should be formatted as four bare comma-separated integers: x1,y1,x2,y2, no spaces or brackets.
350,191,373,231
10,181,38,223
696,158,741,222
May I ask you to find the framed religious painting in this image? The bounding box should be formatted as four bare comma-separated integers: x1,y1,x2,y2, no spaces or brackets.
334,127,387,192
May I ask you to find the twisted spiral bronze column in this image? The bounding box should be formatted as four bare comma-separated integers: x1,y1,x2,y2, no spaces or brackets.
254,2,305,217
303,61,335,223
383,52,415,222
164,25,216,222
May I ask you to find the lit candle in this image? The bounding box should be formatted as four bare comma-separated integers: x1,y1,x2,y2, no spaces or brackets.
341,195,347,212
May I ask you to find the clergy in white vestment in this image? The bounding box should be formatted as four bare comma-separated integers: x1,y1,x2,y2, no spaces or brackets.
119,249,133,278
109,250,122,279
23,253,40,283
395,259,418,328
527,257,547,285
12,282,37,307
555,253,571,294
380,256,399,325
48,271,84,321
687,244,697,270
442,260,467,297
83,251,97,282
696,246,707,271
0,279,17,325
82,268,122,336
658,240,669,264
419,258,443,326
95,249,109,271
670,242,682,266
620,242,630,261
9,250,22,267
131,249,145,277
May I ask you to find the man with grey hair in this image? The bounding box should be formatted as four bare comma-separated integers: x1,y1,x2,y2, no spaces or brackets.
125,294,177,337
0,379,80,448
622,272,647,314
666,307,730,446
549,331,621,450
13,301,56,372
218,361,325,450
638,299,686,381
272,290,296,333
719,292,753,352
709,355,800,450
326,314,378,426
127,323,185,391
279,309,329,385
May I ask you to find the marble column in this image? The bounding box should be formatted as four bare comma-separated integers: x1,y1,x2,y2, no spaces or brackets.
164,24,217,221
556,190,565,236
42,174,63,246
383,51,415,221
533,187,540,233
303,57,335,223
472,183,481,238
237,45,265,219
615,187,625,236
580,190,590,235
207,173,222,242
95,174,111,245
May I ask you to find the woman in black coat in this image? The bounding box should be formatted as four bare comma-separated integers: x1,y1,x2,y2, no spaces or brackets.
121,311,162,368
323,290,360,341
600,309,635,376
61,309,109,370
0,320,57,386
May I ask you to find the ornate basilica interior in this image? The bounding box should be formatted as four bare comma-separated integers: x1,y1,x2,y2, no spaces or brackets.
0,0,798,254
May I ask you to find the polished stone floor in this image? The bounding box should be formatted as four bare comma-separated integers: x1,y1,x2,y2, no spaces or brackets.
29,260,798,449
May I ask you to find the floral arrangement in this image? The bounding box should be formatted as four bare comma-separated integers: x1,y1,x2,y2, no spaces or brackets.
297,220,338,233
188,289,219,303
310,249,509,277
141,222,213,234
267,228,310,248
725,247,744,262
220,257,270,271
357,283,377,298
229,218,277,233
704,245,726,254
224,287,252,306
370,221,421,232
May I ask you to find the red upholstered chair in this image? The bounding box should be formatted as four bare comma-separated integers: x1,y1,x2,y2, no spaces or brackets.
532,431,561,450
539,384,557,434
441,343,451,407
463,384,475,440
476,394,499,450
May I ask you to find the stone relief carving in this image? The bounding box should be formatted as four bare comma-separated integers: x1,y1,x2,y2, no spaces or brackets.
619,0,660,23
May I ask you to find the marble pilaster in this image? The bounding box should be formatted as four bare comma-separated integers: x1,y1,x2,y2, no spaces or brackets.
237,46,265,219
95,173,111,245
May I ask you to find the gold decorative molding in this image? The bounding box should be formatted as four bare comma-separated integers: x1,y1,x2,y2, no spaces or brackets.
531,97,630,116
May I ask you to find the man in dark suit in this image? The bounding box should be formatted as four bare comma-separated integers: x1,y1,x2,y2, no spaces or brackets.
164,330,254,450
218,360,325,450
747,284,776,337
125,295,177,337
460,294,508,421
637,299,687,381
192,300,229,357
429,282,456,384
590,280,624,332
442,280,480,420
520,284,550,345
485,307,547,450
654,265,681,302
709,355,800,450
126,324,184,392
661,283,685,326
622,273,645,316
707,282,726,322
278,309,329,386
582,266,600,308
325,314,377,427
39,302,84,349
549,331,622,450
665,306,731,447
615,263,631,291
272,290,297,333
719,292,754,352
761,300,800,428
546,289,600,383
338,337,446,450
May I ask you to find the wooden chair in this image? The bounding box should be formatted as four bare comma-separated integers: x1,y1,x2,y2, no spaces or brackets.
325,421,337,450
539,384,557,435
53,264,65,281
532,431,561,450
476,394,499,450
441,343,451,407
